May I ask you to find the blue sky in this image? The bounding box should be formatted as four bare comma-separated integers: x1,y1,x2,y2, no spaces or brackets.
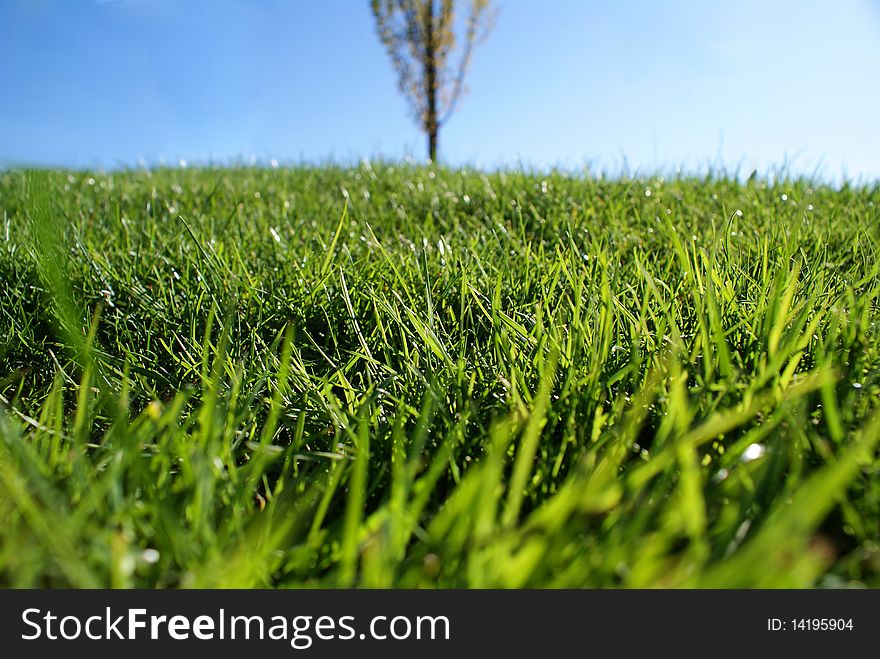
2,0,880,181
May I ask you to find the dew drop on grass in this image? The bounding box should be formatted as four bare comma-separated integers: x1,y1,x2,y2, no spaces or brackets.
142,549,160,564
741,443,766,462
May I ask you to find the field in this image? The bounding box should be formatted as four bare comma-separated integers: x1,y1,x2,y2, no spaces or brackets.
0,165,878,588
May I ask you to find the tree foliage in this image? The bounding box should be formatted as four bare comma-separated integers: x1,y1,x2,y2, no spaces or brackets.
371,0,493,162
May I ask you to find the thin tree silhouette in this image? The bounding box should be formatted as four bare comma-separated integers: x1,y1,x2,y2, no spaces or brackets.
371,0,494,162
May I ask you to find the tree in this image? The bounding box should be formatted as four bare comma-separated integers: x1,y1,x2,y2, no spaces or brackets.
370,0,493,162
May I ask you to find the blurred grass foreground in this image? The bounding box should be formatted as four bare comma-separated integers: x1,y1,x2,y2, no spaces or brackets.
0,165,878,588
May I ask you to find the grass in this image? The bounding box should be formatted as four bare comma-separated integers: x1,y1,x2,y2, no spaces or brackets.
0,164,878,588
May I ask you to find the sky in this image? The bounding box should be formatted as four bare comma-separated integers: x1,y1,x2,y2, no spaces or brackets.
2,0,880,182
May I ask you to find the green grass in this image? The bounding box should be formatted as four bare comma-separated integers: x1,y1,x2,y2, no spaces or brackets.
1,164,879,588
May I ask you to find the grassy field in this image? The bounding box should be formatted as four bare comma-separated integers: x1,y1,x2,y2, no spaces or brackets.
0,165,878,588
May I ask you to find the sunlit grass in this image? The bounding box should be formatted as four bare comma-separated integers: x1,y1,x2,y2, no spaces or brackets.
0,165,878,587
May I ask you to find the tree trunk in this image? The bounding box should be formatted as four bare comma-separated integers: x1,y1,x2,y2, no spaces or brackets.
424,0,438,162
428,128,438,163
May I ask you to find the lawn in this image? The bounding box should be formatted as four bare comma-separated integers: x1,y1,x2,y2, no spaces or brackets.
0,165,878,588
